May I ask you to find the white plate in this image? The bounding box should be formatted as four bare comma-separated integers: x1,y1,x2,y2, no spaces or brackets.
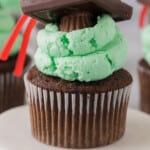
0,106,150,150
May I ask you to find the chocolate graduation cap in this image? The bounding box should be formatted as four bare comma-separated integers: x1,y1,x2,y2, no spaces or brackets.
21,0,133,23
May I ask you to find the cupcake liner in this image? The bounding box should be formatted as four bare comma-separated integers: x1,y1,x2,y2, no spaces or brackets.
24,74,132,148
0,72,25,113
0,56,31,113
60,11,94,32
138,63,150,114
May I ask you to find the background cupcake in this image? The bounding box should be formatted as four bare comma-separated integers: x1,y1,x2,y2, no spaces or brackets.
0,0,21,20
0,10,30,113
23,0,133,148
137,1,150,114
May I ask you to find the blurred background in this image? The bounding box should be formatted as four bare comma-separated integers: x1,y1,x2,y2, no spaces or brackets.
117,0,142,109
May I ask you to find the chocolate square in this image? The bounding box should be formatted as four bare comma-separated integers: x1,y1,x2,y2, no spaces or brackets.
21,0,132,23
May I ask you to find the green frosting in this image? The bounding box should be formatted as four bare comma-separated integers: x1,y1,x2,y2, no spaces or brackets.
0,0,21,13
0,10,21,56
35,15,128,82
142,25,150,65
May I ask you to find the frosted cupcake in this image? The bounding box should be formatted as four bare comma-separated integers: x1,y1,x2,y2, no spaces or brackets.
137,1,150,114
0,0,21,20
138,24,150,113
23,0,133,148
0,10,30,113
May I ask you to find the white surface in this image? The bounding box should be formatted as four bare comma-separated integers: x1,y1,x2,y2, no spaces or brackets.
0,106,150,150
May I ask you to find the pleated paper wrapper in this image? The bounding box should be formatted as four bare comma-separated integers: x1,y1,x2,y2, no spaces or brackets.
24,74,132,148
138,62,150,114
0,72,25,113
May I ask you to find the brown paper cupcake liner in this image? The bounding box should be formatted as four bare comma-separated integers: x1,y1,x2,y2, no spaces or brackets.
138,63,150,114
24,74,131,148
0,72,25,113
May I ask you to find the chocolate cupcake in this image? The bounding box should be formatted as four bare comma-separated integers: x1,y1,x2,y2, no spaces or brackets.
23,0,133,148
138,59,150,113
25,67,132,148
137,1,150,114
138,18,150,114
0,10,30,113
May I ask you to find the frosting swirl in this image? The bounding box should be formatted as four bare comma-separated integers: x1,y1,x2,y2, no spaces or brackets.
0,10,21,56
35,15,128,82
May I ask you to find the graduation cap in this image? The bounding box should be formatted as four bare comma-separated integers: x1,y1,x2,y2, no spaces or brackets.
0,0,133,77
21,0,132,23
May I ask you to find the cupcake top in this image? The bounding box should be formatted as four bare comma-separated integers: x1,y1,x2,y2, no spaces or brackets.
0,10,21,57
142,26,150,65
18,0,132,80
0,0,21,14
35,15,128,82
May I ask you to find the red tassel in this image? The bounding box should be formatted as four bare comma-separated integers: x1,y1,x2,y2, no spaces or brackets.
139,5,148,29
0,15,28,60
13,18,37,77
